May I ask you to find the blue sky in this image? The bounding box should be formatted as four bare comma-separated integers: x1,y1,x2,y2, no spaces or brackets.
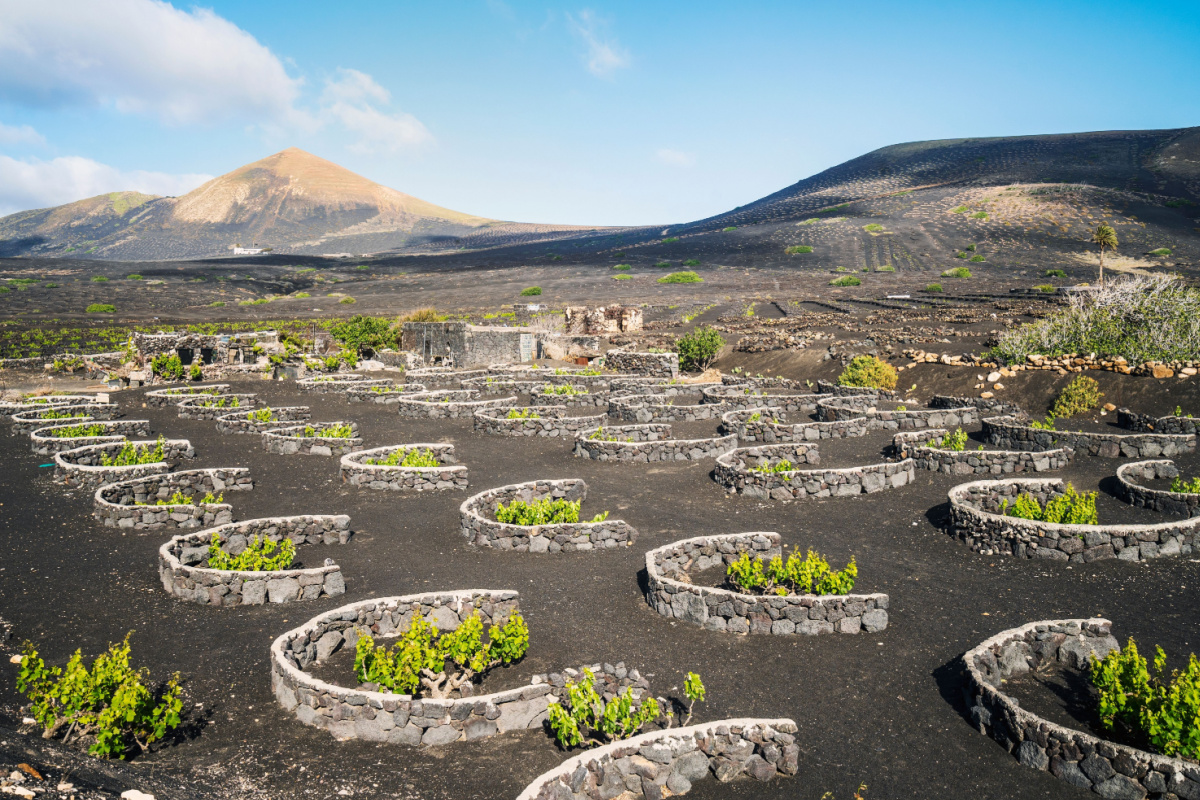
0,0,1197,224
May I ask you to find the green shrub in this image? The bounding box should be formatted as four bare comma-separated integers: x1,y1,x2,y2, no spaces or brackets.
520,287,542,296
542,383,587,396
613,274,631,280
330,315,398,354
547,666,684,748
955,251,970,259
1033,284,1056,293
100,438,165,467
1171,476,1200,493
965,244,977,251
17,633,182,759
188,363,202,381
658,271,702,284
970,211,989,220
1045,269,1067,278
654,261,671,268
862,224,885,232
837,355,897,390
294,292,310,298
366,448,440,467
207,534,295,571
926,283,943,292
209,301,226,307
239,298,269,306
829,275,861,286
339,296,356,304
751,459,794,474
969,254,985,262
675,326,723,371
506,409,539,419
785,245,813,254
951,205,969,214
942,267,972,279
726,550,857,596
248,408,277,424
1090,638,1200,759
875,265,895,272
303,424,354,439
682,258,700,266
661,237,679,243
151,352,184,380
355,609,528,698
495,497,607,525
612,264,631,270
86,304,116,314
49,423,108,438
91,276,109,282
127,274,143,280
1000,483,1098,524
722,226,737,231
356,264,369,270
1149,248,1173,256
934,428,969,451
1049,375,1103,418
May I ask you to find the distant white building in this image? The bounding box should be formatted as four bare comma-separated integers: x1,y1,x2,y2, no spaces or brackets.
232,247,266,255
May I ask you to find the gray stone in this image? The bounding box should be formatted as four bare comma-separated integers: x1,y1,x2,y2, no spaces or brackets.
463,717,498,741
862,609,888,632
267,577,301,603
1016,740,1049,770
420,724,461,746
429,605,461,631
315,631,342,662
672,751,710,782
1081,754,1117,783
744,755,776,782
1094,775,1147,800
496,695,550,732
665,774,692,795
1051,757,1093,789
323,571,345,596
241,580,267,605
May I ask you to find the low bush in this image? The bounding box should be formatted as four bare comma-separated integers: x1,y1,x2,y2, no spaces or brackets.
1049,375,1103,418
294,292,310,298
926,283,943,292
726,550,857,596
495,497,607,525
970,211,989,220
1090,638,1200,759
612,264,631,270
875,265,895,272
548,667,704,748
1046,269,1067,278
587,427,632,443
339,296,356,305
965,244,977,251
1033,284,1057,293
722,226,737,231
1000,483,1098,524
969,254,986,262
675,326,723,371
1149,248,1173,256
955,251,970,259
542,383,587,396
207,534,295,571
942,267,972,279
50,423,108,438
188,364,202,381
505,408,540,419
951,205,969,214
366,448,440,467
829,275,861,286
86,304,116,314
199,396,240,409
1171,476,1200,493
862,224,885,232
91,276,109,282
661,237,679,244
208,301,226,308
330,315,399,354
136,490,221,507
397,307,447,323
127,274,143,280
934,428,969,451
150,353,184,380
17,633,182,759
354,609,528,698
302,424,354,439
751,459,794,474
613,274,631,280
653,261,671,268
837,354,898,390
658,271,702,284
785,245,813,254
101,438,165,467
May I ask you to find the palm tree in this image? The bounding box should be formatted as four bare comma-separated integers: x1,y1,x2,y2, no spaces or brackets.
1091,224,1118,285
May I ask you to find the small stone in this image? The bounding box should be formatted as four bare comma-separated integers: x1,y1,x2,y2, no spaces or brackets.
1153,365,1175,379
980,391,994,399
987,371,1001,382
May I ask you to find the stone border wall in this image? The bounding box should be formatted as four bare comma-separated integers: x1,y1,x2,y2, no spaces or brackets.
815,380,896,399
2,395,108,416
94,468,253,530
296,374,367,393
306,378,393,395
1117,408,1200,436
11,403,121,435
610,379,722,397
719,409,869,444
341,444,468,491
947,477,1200,560
699,386,821,413
176,394,259,421
395,390,518,419
962,618,1200,799
345,383,428,404
574,424,738,463
53,438,195,490
159,515,351,605
930,395,1026,417
714,445,915,501
605,350,679,378
215,406,311,435
982,415,1196,458
460,377,546,396
460,479,637,552
144,385,230,408
816,397,979,431
516,718,800,800
1115,460,1200,518
473,406,608,438
609,393,725,423
892,430,1074,475
30,420,151,455
644,532,889,635
530,386,610,408
262,423,363,456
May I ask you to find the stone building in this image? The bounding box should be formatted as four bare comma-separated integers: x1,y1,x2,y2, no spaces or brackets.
564,305,643,335
400,322,534,367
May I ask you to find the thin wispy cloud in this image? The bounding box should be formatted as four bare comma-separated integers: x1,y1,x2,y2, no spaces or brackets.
0,154,211,216
0,121,44,146
566,10,630,77
656,148,696,168
320,69,433,154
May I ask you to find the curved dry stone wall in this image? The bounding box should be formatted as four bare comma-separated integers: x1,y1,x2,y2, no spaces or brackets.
1117,407,1200,436
574,424,737,463
11,403,121,435
176,394,259,421
645,532,889,635
345,383,428,404
159,515,351,605
605,350,679,378
297,374,367,393
720,409,868,444
54,438,195,490
341,444,468,491
460,479,637,552
94,468,252,530
817,397,979,431
473,406,608,438
516,718,800,800
460,377,544,396
700,386,821,413
610,393,724,423
2,394,107,416
530,387,610,408
395,390,517,419
816,380,896,399
948,477,1200,560
30,419,151,455
216,406,311,435
962,618,1200,799
144,385,230,408
930,395,1025,417
1116,460,1200,518
892,430,1073,475
714,444,915,501
262,423,363,456
983,415,1196,458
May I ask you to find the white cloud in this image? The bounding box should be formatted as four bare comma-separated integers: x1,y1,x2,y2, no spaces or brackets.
320,69,433,154
566,10,630,77
656,148,696,168
0,155,211,216
0,121,44,145
0,0,302,126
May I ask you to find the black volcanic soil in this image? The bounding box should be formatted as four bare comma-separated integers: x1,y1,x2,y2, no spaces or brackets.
4,370,1200,799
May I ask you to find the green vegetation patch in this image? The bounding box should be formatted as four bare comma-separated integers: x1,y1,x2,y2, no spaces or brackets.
86,304,116,314
837,354,897,390
612,264,631,270
926,283,943,292
862,224,885,233
942,267,972,279
829,275,861,286
519,287,542,296
676,326,723,371
785,245,813,254
658,271,703,284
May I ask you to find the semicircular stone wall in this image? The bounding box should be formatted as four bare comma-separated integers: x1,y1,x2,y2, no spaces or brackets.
216,406,311,435
574,424,737,462
94,467,252,530
530,386,610,408
345,383,428,404
11,403,121,435
700,385,821,413
30,419,150,455
962,618,1200,799
983,415,1195,458
644,532,889,635
714,444,915,501
1115,459,1200,518
609,393,724,423
719,409,868,443
144,385,231,408
816,397,979,431
297,374,367,393
947,477,1200,560
159,514,351,605
262,423,363,456
341,443,468,491
460,479,637,552
473,406,608,438
176,394,259,420
892,430,1073,475
1117,407,1200,436
396,390,517,419
53,438,195,490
